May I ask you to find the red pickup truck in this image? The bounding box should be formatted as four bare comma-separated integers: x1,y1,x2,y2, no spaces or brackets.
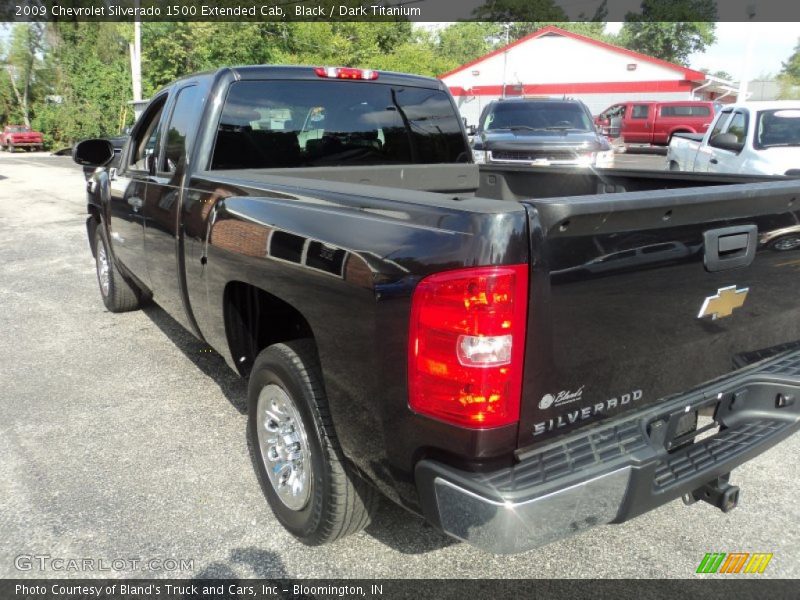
595,101,716,146
1,125,44,152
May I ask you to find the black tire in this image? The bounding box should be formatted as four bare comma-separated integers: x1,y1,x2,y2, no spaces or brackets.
248,340,379,545
92,225,141,312
8,143,14,153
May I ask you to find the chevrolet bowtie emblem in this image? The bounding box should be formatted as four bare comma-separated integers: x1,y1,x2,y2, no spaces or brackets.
697,286,749,320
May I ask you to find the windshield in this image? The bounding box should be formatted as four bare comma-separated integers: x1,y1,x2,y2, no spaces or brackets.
210,80,469,169
8,126,30,133
482,101,593,132
755,109,800,149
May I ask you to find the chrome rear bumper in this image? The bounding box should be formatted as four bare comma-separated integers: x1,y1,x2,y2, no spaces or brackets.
432,467,630,554
415,351,800,554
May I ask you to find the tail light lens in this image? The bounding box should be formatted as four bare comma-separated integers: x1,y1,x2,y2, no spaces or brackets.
408,265,528,428
314,66,379,80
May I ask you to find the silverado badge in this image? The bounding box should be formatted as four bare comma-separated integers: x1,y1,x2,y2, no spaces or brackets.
697,286,749,320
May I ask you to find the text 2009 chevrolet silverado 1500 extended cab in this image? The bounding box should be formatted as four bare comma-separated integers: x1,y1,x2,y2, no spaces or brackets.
73,66,800,554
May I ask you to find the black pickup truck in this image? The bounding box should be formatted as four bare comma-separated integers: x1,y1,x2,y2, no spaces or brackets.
73,65,800,555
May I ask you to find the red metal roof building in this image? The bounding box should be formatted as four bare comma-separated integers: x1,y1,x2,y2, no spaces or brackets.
439,26,737,126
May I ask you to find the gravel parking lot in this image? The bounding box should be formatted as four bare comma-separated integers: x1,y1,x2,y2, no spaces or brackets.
0,152,797,580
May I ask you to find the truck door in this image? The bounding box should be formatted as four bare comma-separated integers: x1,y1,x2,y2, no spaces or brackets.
622,103,652,143
142,84,203,336
108,94,168,289
708,109,749,174
693,108,733,172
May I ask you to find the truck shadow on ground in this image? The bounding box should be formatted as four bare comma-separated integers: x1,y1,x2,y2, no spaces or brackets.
365,499,457,554
141,303,457,556
142,302,247,414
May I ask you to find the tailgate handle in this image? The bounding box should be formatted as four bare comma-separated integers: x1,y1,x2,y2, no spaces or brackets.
703,225,757,272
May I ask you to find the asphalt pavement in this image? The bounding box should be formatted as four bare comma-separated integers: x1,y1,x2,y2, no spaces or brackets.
0,152,797,579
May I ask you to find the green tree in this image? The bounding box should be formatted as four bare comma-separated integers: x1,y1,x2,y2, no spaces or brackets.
618,0,716,66
778,38,800,99
31,23,133,147
782,39,800,78
437,22,500,69
473,0,566,41
2,24,46,127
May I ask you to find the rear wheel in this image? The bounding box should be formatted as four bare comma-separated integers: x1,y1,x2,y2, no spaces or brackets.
8,143,14,153
770,235,800,252
248,340,379,545
92,226,142,312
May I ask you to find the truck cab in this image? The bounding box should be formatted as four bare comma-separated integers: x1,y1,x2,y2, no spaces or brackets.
667,101,800,176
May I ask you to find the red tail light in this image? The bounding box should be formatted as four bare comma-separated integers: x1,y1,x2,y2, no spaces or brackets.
408,265,528,428
314,66,379,80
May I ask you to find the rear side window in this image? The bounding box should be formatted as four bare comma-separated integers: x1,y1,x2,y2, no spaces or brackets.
210,80,469,169
660,105,711,117
631,105,649,119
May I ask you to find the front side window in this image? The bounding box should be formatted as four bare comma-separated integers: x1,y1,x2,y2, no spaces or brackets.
631,105,649,119
210,80,468,170
482,101,593,132
163,86,201,173
709,110,732,139
129,96,167,171
725,111,748,144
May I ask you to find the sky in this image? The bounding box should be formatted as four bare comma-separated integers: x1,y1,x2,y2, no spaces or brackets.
606,22,799,80
1,21,798,82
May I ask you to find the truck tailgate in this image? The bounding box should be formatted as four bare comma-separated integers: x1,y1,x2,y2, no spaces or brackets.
518,179,800,449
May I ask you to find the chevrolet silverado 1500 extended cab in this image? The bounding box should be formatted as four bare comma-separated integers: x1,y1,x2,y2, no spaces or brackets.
73,66,800,555
470,98,615,168
667,101,800,176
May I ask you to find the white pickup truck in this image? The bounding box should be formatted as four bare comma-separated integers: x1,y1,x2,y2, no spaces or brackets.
667,101,800,176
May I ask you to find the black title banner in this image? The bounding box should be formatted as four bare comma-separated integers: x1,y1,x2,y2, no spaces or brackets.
2,579,798,600
2,0,800,22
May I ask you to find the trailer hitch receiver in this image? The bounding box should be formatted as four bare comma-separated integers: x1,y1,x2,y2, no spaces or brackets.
683,475,740,513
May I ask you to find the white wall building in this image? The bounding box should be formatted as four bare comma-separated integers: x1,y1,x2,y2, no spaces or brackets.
440,26,737,126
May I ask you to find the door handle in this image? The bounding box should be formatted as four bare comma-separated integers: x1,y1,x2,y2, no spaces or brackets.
703,225,757,272
709,157,719,165
128,196,143,212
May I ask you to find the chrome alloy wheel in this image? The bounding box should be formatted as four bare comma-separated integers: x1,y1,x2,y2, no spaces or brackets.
256,384,312,510
96,242,110,297
774,236,800,251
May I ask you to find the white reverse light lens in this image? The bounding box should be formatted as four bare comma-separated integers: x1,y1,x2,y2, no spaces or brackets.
456,334,512,367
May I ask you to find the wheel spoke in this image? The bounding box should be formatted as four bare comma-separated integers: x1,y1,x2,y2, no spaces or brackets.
255,384,312,511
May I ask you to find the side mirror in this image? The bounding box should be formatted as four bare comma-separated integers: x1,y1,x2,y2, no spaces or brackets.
72,139,115,167
466,124,477,136
709,132,744,153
